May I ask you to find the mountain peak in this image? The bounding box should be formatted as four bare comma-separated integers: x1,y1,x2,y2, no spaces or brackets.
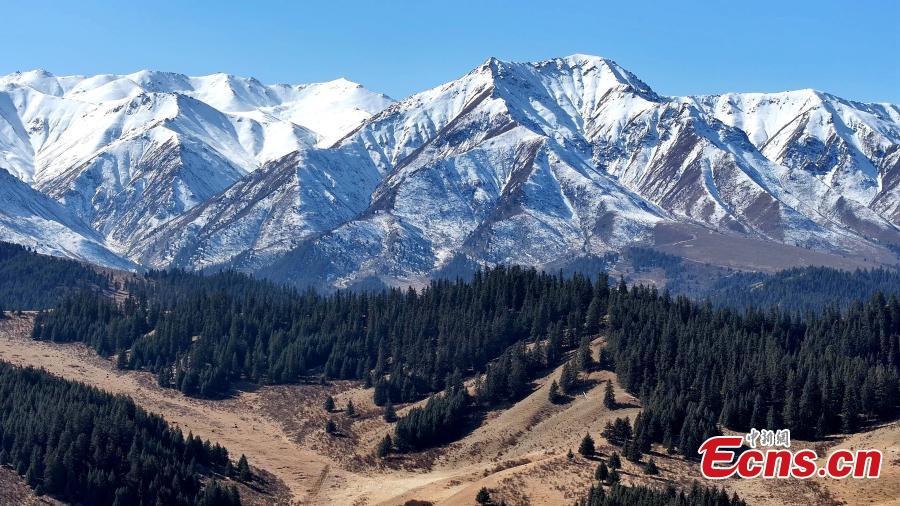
29,68,55,77
327,77,362,87
468,54,658,102
560,53,616,65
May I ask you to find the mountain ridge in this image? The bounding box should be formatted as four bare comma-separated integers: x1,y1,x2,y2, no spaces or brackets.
0,56,897,284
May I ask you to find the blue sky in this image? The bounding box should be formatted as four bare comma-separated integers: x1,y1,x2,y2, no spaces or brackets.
3,0,898,102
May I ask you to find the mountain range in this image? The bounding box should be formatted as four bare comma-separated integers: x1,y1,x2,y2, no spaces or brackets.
0,55,897,288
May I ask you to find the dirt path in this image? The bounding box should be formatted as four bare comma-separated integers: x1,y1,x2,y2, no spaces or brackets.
0,314,327,505
305,465,330,505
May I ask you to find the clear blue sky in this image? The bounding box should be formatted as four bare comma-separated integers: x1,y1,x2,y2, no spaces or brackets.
3,0,898,102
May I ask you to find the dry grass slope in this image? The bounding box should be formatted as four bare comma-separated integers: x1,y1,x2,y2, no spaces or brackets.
1,313,898,505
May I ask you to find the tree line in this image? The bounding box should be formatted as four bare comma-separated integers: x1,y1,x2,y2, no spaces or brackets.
0,241,110,312
0,361,242,505
28,263,900,456
33,267,609,402
701,266,900,313
606,284,899,458
576,482,746,506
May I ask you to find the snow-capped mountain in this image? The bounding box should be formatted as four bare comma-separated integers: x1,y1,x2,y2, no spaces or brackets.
0,57,896,285
689,91,900,223
0,167,133,269
130,55,898,288
0,69,391,250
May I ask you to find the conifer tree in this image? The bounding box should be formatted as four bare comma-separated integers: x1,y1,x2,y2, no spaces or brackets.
548,380,561,403
383,399,397,422
584,297,604,335
324,395,335,412
606,469,620,484
595,461,608,482
597,348,613,371
559,360,578,395
608,452,621,470
0,361,240,505
346,399,356,417
116,350,128,370
579,433,596,456
603,380,615,409
376,434,393,458
576,336,594,371
625,438,642,463
841,385,860,433
237,454,251,482
476,487,492,505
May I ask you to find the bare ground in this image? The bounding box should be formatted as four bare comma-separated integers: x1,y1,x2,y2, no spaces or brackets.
652,223,898,272
0,466,63,506
1,313,898,505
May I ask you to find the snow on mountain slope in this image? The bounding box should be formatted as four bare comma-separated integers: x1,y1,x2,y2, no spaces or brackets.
0,69,391,248
0,69,393,151
135,56,673,287
590,95,898,249
0,58,896,288
690,91,900,223
273,56,896,287
27,93,267,247
0,167,132,269
129,143,384,269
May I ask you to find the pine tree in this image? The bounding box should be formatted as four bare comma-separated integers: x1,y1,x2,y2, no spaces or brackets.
662,424,674,454
632,413,651,452
116,350,128,370
595,461,609,482
749,393,764,429
606,469,620,484
644,458,659,475
603,380,615,409
608,452,621,469
841,384,860,433
25,449,42,487
476,487,492,505
576,336,594,371
325,419,337,435
567,448,575,461
584,296,604,335
376,434,392,458
559,360,578,395
324,395,335,412
766,405,778,429
625,438,642,462
579,433,596,456
383,399,397,422
597,347,613,371
815,413,828,439
237,454,251,482
548,380,561,403
346,400,356,417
